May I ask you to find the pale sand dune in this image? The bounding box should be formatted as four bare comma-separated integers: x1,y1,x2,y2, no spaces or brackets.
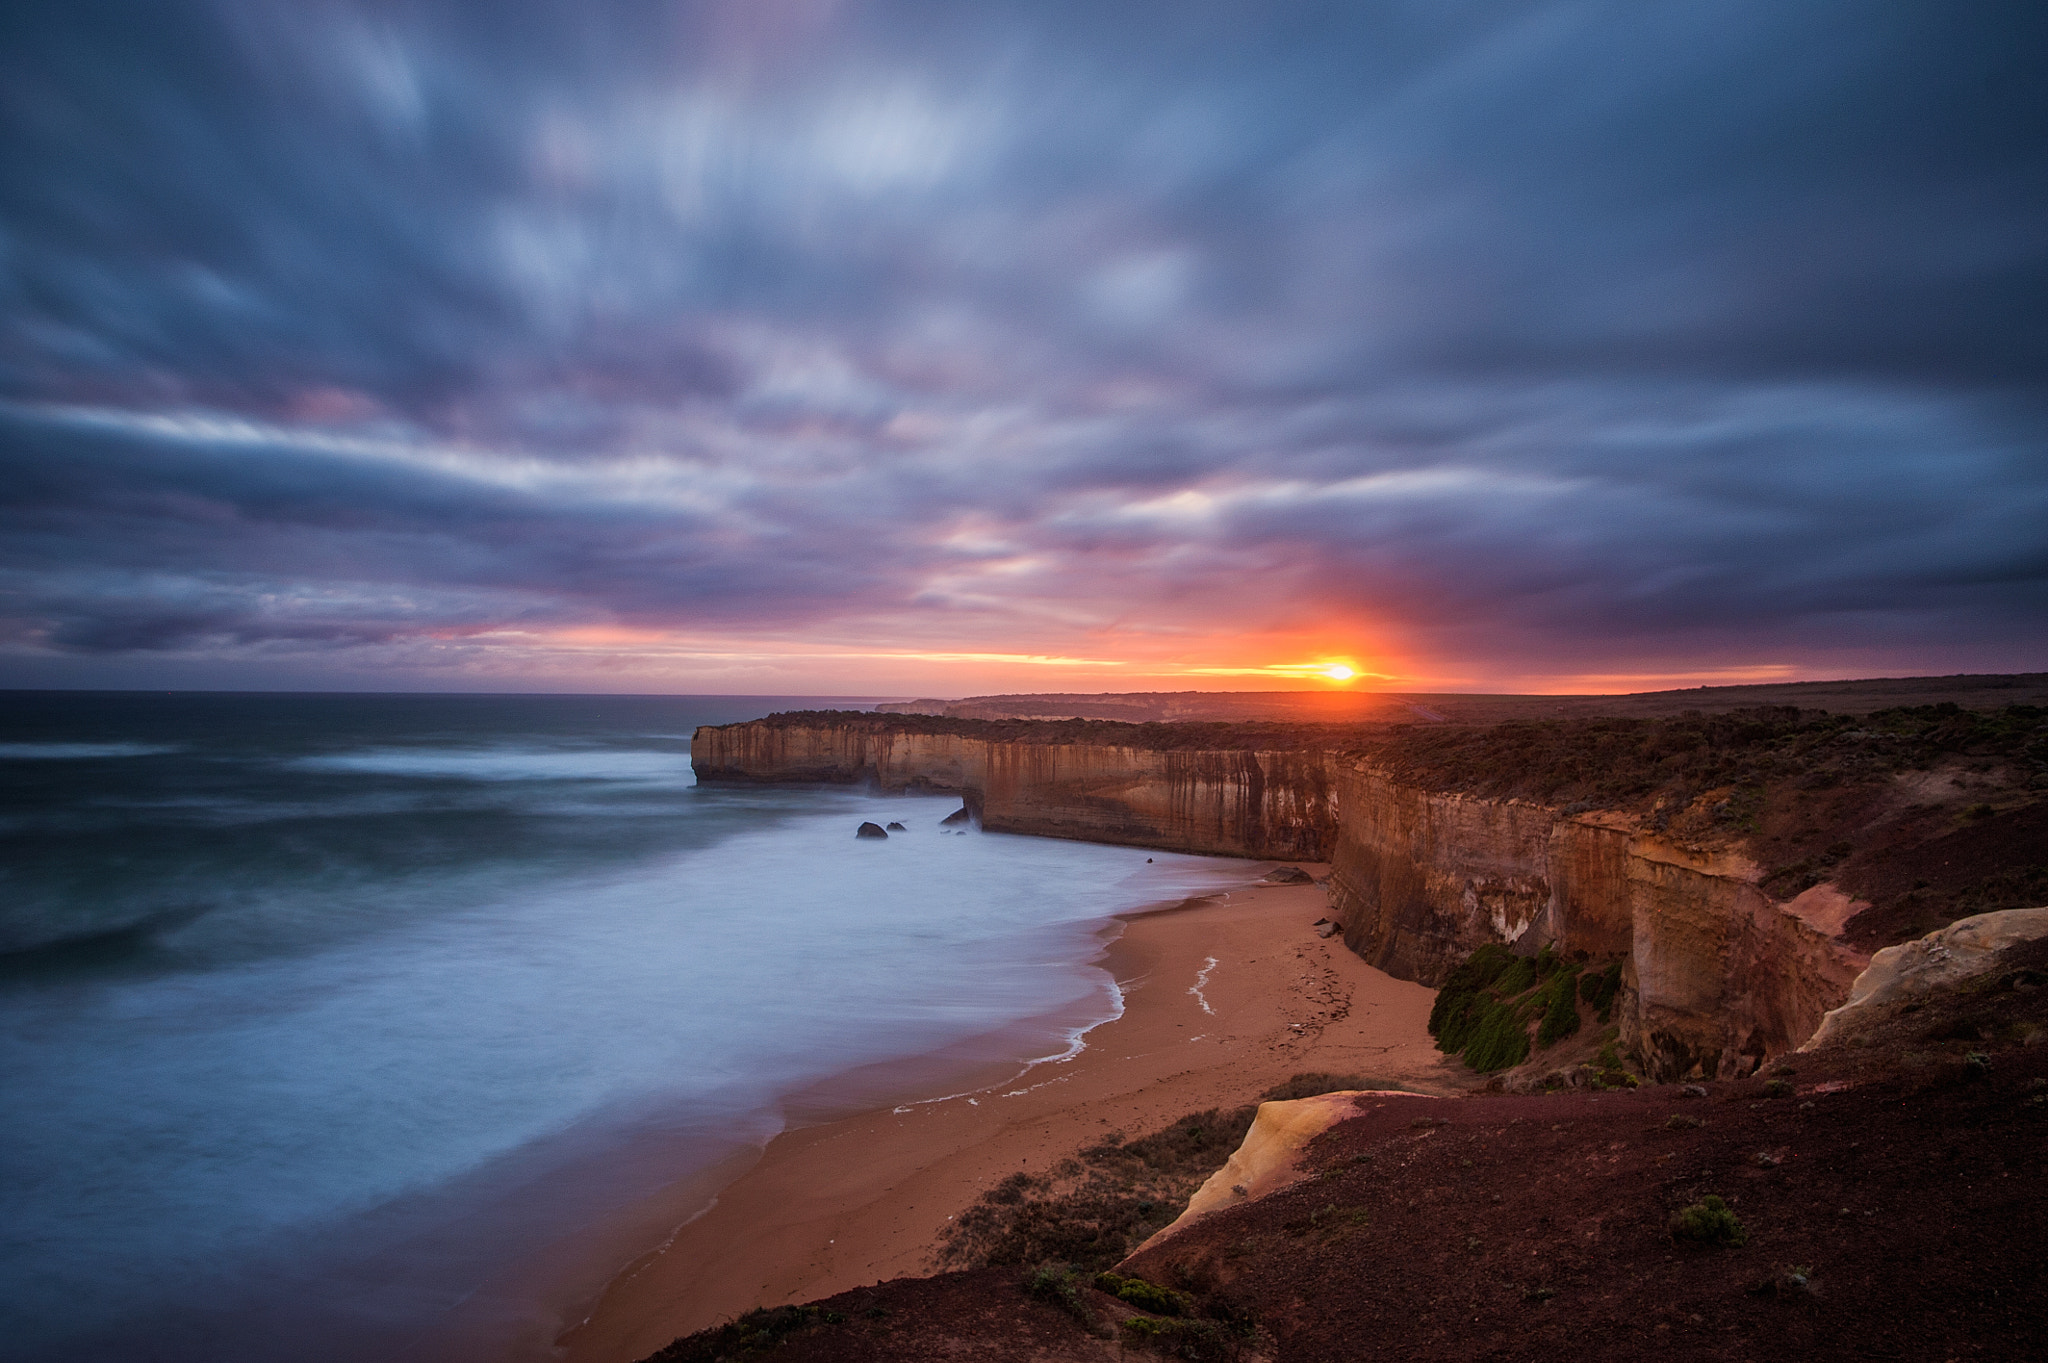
558,871,1468,1363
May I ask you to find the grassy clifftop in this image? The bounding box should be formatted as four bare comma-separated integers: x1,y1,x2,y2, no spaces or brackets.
716,709,1385,752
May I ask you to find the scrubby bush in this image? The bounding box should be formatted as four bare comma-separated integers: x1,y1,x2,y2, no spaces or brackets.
1119,1315,1246,1361
1024,1262,1102,1331
1428,944,1517,1039
1432,943,1568,1071
1095,1272,1192,1316
938,1074,1369,1272
1461,999,1532,1071
1494,954,1541,998
1670,1194,1748,1246
1579,960,1625,1020
1537,968,1583,1047
650,1304,844,1362
1259,1071,1391,1100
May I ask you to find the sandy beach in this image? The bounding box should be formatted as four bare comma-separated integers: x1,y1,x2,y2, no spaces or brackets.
558,865,1468,1363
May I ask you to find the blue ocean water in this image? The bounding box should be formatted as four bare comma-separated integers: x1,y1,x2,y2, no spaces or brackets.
0,693,1243,1362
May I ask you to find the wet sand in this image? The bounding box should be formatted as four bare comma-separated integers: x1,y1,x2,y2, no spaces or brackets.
558,866,1467,1363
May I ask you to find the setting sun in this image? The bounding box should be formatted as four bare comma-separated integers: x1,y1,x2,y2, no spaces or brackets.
1322,665,1356,681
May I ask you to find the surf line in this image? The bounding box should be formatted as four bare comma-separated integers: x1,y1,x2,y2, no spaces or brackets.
1188,956,1220,1016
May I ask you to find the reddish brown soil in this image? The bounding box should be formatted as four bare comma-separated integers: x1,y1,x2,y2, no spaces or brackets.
644,939,2048,1363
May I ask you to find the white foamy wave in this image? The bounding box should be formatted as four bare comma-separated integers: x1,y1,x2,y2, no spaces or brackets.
294,746,693,782
0,742,182,761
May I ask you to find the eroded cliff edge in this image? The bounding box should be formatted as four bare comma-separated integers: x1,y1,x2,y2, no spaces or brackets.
694,704,2047,1080
1323,761,1864,1080
692,712,1339,860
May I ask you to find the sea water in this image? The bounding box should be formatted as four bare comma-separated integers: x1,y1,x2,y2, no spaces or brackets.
0,693,1244,1361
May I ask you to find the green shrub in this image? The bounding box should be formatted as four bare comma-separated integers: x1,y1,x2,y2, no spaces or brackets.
1461,999,1531,1072
650,1304,843,1362
1537,969,1583,1048
938,1073,1381,1274
1430,944,1551,1071
1670,1195,1748,1247
1118,1315,1242,1361
1433,991,1483,1054
1258,1072,1388,1101
1428,944,1517,1040
1095,1272,1192,1316
1025,1263,1098,1330
1579,961,1625,1020
1494,955,1540,998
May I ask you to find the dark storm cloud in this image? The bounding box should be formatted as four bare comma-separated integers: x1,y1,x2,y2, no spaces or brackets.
1,0,2044,683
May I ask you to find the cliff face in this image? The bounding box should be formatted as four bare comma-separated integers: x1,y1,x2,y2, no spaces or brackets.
695,718,1870,1076
690,721,1336,859
690,721,988,792
1325,757,1869,1081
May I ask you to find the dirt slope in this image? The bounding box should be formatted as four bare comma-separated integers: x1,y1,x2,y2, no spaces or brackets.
644,936,2048,1363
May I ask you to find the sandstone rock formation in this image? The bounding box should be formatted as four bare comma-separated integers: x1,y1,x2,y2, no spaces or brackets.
1138,1090,1425,1251
1324,755,1871,1081
694,718,1335,859
695,712,2000,1080
1799,906,2048,1051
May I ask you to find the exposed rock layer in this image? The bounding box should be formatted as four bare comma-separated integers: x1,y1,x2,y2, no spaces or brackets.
695,717,1879,1076
692,719,1334,859
1324,755,1871,1080
1799,906,2048,1051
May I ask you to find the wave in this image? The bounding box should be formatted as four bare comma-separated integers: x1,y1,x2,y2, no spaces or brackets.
291,745,694,783
0,900,214,961
0,742,183,760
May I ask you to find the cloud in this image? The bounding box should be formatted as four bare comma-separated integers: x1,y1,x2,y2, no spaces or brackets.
0,1,2044,690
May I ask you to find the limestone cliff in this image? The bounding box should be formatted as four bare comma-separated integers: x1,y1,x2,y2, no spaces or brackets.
691,717,1336,860
1325,755,1870,1081
693,712,1997,1080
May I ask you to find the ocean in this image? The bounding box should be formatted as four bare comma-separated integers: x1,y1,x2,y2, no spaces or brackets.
0,692,1244,1362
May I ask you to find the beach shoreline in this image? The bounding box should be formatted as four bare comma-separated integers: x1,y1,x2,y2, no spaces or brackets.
555,865,1469,1363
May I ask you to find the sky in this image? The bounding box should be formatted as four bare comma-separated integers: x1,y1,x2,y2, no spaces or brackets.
2,0,2044,697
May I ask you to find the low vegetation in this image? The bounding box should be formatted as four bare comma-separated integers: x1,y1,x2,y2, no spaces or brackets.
1670,1194,1749,1247
1429,944,1619,1074
935,1073,1392,1272
1117,1312,1253,1361
1356,703,2048,814
646,1304,845,1362
1022,1262,1101,1333
732,709,1382,752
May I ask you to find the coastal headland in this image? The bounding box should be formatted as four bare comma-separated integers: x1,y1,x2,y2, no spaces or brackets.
692,675,2048,1082
579,675,2047,1360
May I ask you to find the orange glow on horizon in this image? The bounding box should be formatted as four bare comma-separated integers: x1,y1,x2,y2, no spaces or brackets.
433,623,1426,693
